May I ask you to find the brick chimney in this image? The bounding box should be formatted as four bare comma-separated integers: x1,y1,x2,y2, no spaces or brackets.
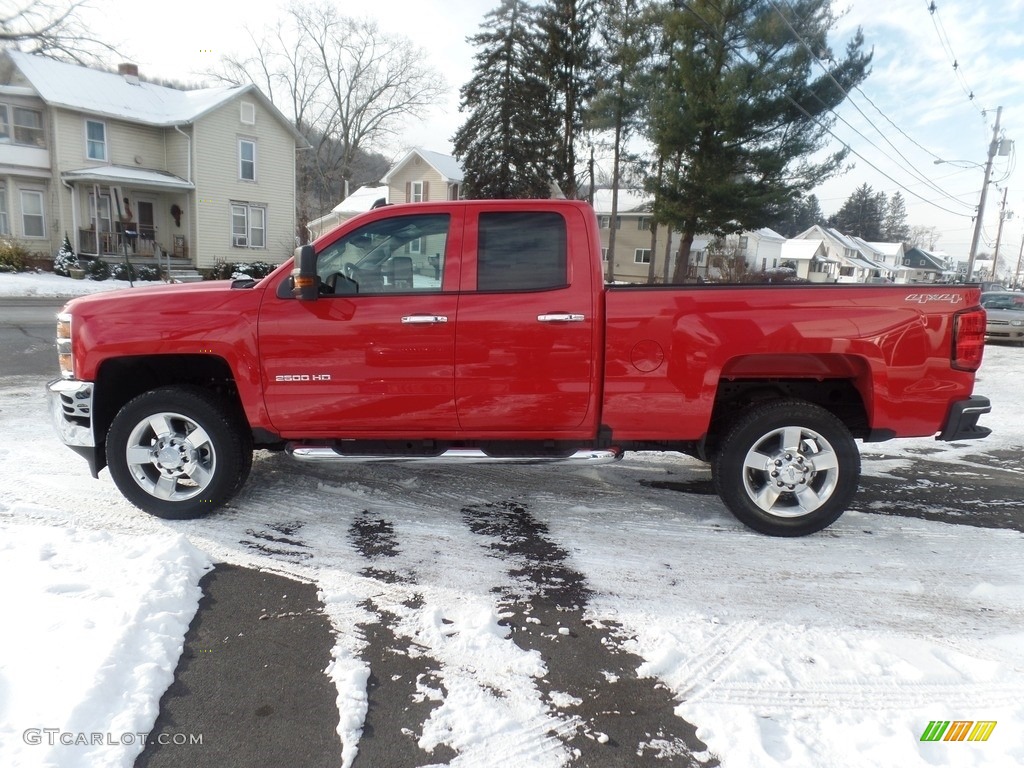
118,63,140,85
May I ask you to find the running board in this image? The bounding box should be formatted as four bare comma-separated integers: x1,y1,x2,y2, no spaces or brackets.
287,445,624,465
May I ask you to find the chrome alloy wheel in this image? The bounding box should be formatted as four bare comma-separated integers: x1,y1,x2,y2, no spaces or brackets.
124,411,217,501
741,425,841,518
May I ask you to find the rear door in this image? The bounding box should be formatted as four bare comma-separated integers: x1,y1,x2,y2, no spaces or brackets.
454,204,598,434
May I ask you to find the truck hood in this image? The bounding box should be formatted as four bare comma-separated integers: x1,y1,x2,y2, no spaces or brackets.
61,278,262,314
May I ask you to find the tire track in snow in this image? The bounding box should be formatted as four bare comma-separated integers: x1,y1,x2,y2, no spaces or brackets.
464,500,717,767
345,510,455,767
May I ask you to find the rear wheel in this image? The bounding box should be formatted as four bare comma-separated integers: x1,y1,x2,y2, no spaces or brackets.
712,400,860,536
106,386,252,519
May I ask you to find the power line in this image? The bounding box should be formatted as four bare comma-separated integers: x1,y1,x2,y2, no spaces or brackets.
673,1,974,218
770,0,974,211
926,0,987,116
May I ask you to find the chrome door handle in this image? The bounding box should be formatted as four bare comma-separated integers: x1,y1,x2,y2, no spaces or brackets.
401,314,448,324
537,313,585,323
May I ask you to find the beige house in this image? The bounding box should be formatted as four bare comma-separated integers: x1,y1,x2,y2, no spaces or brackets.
306,148,464,240
0,50,305,273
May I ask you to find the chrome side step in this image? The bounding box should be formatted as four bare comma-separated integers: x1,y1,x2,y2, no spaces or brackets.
287,445,624,466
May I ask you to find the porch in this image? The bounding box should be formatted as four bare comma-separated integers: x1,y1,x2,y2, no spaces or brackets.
77,225,160,258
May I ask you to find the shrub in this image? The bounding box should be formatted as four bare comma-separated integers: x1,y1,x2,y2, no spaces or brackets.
0,238,30,273
53,235,80,277
206,260,276,280
84,257,110,281
111,262,162,282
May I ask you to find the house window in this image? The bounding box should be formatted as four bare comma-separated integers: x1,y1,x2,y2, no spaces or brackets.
88,192,113,232
599,215,621,230
738,236,748,249
410,181,425,203
407,236,423,254
239,139,256,181
0,106,8,141
240,102,255,125
601,247,608,261
634,249,651,264
86,120,106,161
20,189,45,238
231,203,266,248
0,185,8,234
13,107,44,147
638,217,651,231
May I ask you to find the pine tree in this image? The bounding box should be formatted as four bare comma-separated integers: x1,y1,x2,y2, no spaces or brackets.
539,0,600,198
829,184,886,241
882,191,910,243
647,0,871,282
453,0,559,199
589,0,656,280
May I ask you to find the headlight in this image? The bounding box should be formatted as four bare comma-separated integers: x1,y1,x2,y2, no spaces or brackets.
1011,319,1024,327
56,312,74,378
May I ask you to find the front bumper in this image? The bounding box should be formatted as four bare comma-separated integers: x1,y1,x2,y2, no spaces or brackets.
47,379,101,476
937,395,992,441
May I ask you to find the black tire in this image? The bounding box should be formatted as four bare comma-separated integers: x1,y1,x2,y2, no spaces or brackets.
106,386,253,519
712,399,860,537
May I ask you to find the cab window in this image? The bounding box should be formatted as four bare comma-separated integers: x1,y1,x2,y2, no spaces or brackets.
317,214,449,295
477,212,568,292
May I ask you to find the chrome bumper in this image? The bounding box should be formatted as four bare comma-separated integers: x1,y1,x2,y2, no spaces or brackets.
47,379,95,448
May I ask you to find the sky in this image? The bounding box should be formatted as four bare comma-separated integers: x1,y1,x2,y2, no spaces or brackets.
79,0,1024,271
2,271,1023,767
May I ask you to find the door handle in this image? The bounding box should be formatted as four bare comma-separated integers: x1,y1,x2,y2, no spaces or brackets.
401,314,448,324
537,313,585,323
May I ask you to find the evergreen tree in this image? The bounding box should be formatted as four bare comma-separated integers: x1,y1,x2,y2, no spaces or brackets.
765,193,824,237
647,0,871,282
539,0,600,198
829,183,886,240
453,0,559,199
589,0,657,280
882,191,910,243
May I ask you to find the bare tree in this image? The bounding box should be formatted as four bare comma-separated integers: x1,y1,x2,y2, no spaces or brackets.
0,0,117,64
909,225,941,251
209,2,446,238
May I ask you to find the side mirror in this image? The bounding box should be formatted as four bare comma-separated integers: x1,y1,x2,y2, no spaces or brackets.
291,244,318,301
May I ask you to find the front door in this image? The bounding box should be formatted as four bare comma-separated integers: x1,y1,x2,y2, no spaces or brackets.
136,200,155,240
258,209,462,436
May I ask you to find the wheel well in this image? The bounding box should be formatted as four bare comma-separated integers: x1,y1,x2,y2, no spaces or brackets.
92,355,246,469
704,378,868,457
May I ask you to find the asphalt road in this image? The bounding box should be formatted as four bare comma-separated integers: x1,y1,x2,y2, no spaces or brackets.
3,295,1020,767
0,297,64,377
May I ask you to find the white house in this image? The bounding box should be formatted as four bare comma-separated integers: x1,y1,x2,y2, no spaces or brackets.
0,51,305,272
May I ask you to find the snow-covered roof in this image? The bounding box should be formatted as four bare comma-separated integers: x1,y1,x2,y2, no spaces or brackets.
331,185,389,215
780,238,826,261
62,165,193,190
590,188,651,215
6,50,303,141
383,148,464,183
752,227,785,241
307,185,391,238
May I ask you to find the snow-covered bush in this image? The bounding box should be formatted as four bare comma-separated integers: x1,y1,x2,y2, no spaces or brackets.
53,235,80,277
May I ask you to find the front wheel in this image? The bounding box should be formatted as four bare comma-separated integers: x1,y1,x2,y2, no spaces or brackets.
106,386,253,519
712,400,860,537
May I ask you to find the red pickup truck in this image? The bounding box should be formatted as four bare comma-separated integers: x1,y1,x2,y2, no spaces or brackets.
49,200,991,536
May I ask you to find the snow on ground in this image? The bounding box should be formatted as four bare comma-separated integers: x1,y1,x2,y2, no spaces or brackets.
1,270,1023,767
0,270,135,298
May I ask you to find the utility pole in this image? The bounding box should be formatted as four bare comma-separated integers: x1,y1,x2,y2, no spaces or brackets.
991,186,1010,281
966,106,1001,282
1014,235,1024,290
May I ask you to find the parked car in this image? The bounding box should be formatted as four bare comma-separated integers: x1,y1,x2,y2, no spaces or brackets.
981,291,1024,345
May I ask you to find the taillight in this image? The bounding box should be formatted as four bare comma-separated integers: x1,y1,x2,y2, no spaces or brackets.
56,312,74,378
952,308,985,371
